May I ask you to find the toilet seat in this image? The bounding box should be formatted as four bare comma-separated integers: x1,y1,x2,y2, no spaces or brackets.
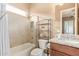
31,48,44,56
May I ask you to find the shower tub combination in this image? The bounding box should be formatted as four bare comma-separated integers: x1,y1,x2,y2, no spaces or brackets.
10,43,35,56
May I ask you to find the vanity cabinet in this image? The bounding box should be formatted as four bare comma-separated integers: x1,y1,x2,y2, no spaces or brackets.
50,43,79,56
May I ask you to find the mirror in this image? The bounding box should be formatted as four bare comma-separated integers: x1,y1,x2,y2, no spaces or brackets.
60,8,75,34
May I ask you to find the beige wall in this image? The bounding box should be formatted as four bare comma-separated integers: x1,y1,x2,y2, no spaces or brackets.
52,3,75,37
7,3,33,48
30,3,52,17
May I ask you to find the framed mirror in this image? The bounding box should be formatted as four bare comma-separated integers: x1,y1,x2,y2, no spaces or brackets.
60,8,75,34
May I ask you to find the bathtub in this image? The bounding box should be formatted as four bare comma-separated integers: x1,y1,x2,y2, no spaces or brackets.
10,43,35,56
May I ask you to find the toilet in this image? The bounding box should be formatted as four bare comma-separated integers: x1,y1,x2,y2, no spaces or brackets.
31,39,48,56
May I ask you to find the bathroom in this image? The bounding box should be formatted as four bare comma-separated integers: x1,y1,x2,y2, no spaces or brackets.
0,3,79,56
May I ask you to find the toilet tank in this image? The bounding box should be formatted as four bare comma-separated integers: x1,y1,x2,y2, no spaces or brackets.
38,39,48,49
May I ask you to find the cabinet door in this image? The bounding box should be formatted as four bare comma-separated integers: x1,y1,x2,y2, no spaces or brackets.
50,50,68,56
50,43,79,56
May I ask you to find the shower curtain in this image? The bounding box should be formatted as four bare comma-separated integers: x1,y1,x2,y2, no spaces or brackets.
0,3,10,56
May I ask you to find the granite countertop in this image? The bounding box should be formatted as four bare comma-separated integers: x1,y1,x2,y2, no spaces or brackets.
50,38,79,48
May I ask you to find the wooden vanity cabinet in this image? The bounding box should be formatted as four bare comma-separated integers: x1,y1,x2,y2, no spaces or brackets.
50,43,79,56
